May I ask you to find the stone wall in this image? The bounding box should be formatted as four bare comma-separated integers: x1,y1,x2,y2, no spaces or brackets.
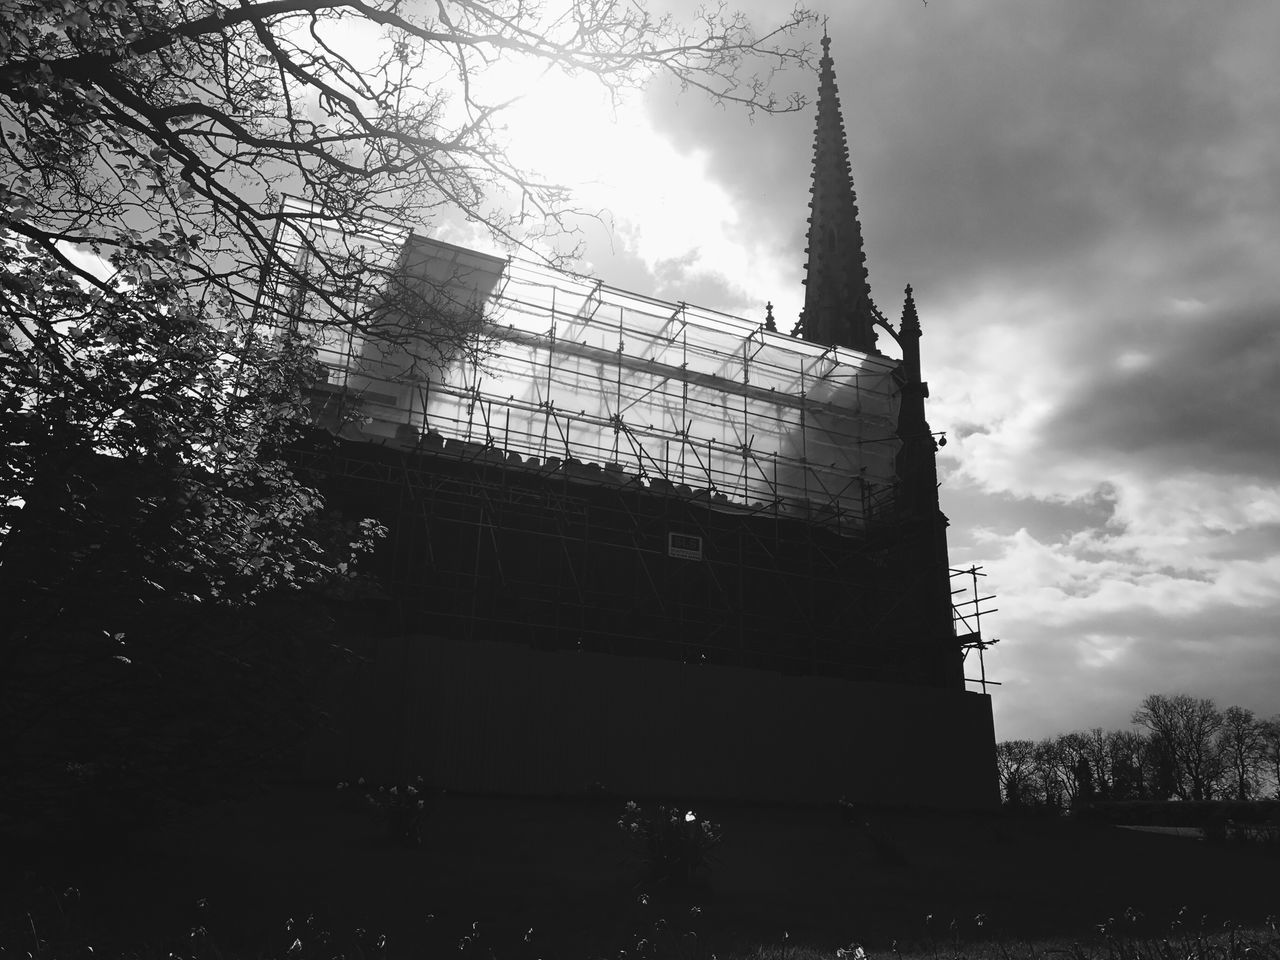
304,633,999,809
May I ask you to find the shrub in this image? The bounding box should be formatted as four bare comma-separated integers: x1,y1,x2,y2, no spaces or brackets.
338,776,435,846
618,800,723,888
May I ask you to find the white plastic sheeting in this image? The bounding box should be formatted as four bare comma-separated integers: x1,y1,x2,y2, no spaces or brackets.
282,226,904,530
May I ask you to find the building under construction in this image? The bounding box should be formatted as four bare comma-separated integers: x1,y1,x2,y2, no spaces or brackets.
268,37,1000,807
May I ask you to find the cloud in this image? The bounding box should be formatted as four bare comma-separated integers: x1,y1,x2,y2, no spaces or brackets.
1044,303,1280,481
979,522,1280,739
773,0,1280,739
410,0,1280,741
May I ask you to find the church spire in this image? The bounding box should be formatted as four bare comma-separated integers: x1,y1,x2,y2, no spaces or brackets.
797,32,877,353
894,283,937,519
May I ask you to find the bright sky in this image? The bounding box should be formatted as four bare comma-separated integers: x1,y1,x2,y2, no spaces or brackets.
415,43,799,318
312,0,1280,743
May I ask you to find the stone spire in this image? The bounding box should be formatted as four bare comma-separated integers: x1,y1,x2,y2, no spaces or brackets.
893,284,962,691
896,285,926,465
899,283,923,385
797,32,877,353
894,284,938,518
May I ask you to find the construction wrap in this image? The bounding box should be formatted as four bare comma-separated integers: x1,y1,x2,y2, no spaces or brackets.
276,221,904,532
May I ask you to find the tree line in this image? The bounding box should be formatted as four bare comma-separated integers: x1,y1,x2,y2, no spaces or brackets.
996,693,1280,809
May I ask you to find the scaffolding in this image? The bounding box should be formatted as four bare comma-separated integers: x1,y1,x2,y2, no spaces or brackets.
293,436,958,679
257,199,905,535
256,200,988,688
952,564,1001,694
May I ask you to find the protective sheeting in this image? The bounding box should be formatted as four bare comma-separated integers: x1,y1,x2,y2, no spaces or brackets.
278,223,904,531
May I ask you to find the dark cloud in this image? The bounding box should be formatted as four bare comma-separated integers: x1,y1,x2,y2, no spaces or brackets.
647,0,1280,307
942,479,1117,547
1044,301,1280,479
628,0,1280,740
649,252,764,314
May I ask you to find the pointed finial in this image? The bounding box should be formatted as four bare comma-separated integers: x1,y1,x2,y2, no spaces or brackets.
901,284,921,336
764,301,777,332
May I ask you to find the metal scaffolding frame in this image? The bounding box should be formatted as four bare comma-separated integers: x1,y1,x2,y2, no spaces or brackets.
257,199,995,687
256,200,904,536
952,564,1001,693
295,436,955,681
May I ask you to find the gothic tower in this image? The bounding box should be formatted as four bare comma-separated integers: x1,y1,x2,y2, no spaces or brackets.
892,284,963,688
797,33,877,353
894,284,939,518
796,35,964,690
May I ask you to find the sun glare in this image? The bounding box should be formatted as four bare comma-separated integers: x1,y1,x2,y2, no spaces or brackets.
309,19,795,319
481,63,794,315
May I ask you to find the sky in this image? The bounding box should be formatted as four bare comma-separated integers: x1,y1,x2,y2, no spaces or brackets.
424,0,1280,743
18,1,1275,746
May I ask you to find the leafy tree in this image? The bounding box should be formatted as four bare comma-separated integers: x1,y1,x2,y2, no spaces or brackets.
1,0,817,341
1131,693,1225,801
0,243,382,604
0,240,383,840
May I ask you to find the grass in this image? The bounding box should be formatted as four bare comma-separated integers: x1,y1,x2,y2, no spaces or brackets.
7,898,1280,960
4,786,1279,959
725,912,1280,960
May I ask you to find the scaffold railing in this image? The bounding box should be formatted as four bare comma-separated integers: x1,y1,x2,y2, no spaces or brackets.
952,564,1001,694
256,198,909,533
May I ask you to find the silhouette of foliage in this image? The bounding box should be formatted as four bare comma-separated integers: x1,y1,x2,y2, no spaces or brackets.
1,0,818,339
996,692,1280,808
0,241,384,841
618,800,722,888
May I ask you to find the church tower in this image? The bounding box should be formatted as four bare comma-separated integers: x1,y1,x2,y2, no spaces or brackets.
892,283,963,689
797,32,877,353
795,34,964,690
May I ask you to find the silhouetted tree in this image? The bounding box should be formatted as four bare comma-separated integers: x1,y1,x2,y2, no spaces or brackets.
2,0,817,339
1078,727,1115,800
1132,694,1225,801
1033,738,1066,812
1259,717,1280,799
1145,734,1182,801
1001,696,1277,811
1073,754,1096,804
1053,732,1096,806
1108,729,1149,801
1,242,388,839
995,739,1036,808
1217,706,1266,800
